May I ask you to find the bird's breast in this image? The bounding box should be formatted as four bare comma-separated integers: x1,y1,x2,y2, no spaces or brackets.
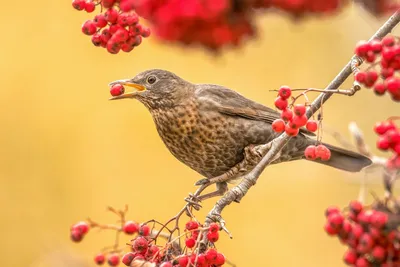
150,104,245,178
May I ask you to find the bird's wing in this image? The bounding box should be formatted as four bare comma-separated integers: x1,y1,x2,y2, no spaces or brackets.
195,84,315,136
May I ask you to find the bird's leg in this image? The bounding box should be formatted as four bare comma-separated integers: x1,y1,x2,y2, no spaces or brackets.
186,143,274,207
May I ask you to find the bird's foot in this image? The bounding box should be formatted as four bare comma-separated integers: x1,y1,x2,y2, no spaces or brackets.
195,178,210,186
206,213,232,239
184,193,202,211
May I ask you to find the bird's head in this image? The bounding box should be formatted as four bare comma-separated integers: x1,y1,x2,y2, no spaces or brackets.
109,69,192,110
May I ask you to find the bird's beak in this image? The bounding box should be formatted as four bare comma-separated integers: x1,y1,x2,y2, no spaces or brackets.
108,79,146,100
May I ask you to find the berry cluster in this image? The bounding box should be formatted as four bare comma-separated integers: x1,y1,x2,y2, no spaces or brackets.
324,200,400,266
72,0,151,54
70,207,227,266
374,119,400,169
70,221,90,242
271,85,331,161
354,36,400,101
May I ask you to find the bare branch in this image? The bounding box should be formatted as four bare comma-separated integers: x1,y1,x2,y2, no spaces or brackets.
205,10,400,225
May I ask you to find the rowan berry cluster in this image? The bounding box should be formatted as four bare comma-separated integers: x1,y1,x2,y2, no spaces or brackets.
72,0,151,54
70,207,227,267
354,36,400,101
374,119,400,169
271,85,331,161
324,199,400,267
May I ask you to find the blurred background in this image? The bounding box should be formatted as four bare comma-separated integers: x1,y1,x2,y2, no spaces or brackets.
1,2,399,267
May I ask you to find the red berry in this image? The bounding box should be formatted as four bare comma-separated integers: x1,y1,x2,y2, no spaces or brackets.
324,223,338,236
386,77,400,94
357,211,372,225
370,211,388,228
374,83,386,95
185,221,199,230
141,27,151,38
349,201,363,214
306,120,318,132
281,109,293,121
178,256,189,267
94,254,105,265
285,124,299,136
122,252,135,266
387,129,400,144
370,39,383,53
82,20,97,35
121,43,134,53
371,246,386,262
110,84,125,96
382,36,395,47
72,0,86,10
365,71,378,87
185,238,196,248
274,97,288,110
72,221,90,234
325,206,340,217
365,51,376,63
381,68,394,78
160,262,173,267
133,236,148,253
70,228,83,242
91,33,102,47
355,257,370,267
94,14,108,28
272,119,285,133
328,213,344,229
355,40,371,57
215,253,225,265
105,8,119,24
123,221,139,234
107,40,121,54
145,245,159,258
382,47,396,61
293,104,306,116
358,233,374,253
209,223,219,233
343,249,357,265
291,115,308,128
139,224,150,236
85,1,95,12
114,29,130,43
315,145,331,161
205,249,218,264
355,71,367,83
278,85,292,99
207,231,219,242
107,254,120,266
304,145,317,160
377,136,390,150
102,0,116,8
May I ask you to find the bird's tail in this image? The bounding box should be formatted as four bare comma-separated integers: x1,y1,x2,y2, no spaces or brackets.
307,141,372,172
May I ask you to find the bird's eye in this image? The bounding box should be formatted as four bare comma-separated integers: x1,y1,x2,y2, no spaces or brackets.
147,75,157,85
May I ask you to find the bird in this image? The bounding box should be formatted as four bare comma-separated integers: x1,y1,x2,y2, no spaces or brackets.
109,69,372,200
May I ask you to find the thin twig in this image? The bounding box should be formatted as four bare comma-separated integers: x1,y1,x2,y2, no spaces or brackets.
203,10,400,233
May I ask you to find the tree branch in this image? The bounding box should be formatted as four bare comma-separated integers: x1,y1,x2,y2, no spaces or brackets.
205,10,400,224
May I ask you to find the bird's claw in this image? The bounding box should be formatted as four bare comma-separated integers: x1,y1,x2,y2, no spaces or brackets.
206,213,233,239
184,194,202,210
195,178,210,186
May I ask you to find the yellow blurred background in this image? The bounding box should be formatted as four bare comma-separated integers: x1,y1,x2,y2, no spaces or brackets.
1,2,400,267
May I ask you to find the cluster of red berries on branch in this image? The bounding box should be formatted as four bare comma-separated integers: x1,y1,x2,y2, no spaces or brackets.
324,199,400,267
374,118,400,169
72,0,399,53
70,206,227,266
271,85,331,161
354,35,400,102
72,0,151,54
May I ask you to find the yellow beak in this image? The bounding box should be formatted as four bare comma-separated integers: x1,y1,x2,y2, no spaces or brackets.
108,80,146,100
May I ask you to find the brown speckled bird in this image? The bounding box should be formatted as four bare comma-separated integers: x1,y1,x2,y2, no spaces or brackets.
109,69,372,199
